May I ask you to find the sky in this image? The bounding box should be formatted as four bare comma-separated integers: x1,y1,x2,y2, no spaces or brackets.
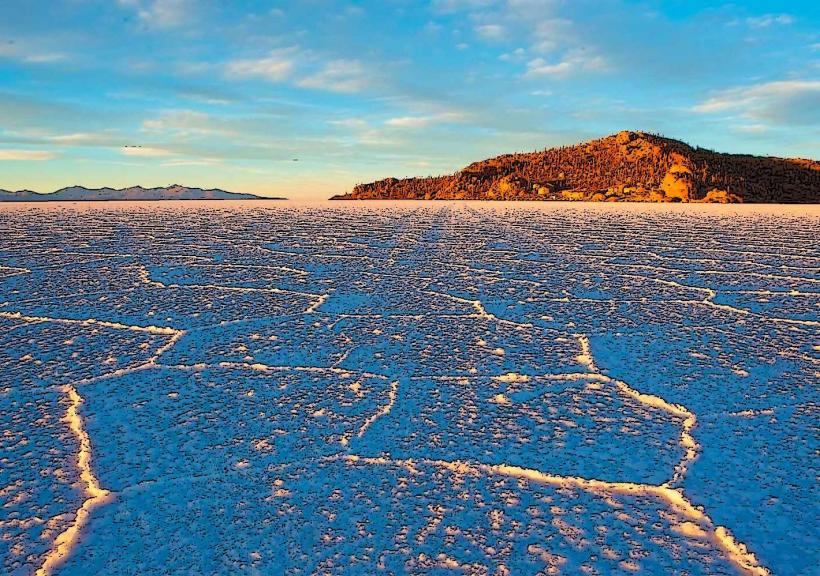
0,0,818,199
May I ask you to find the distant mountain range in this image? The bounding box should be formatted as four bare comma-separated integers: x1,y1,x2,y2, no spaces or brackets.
0,185,284,202
331,131,820,203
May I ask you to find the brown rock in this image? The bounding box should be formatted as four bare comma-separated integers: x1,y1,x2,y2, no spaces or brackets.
660,163,696,201
332,131,820,203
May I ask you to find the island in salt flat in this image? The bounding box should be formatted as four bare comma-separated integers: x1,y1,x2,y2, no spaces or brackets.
331,130,820,203
0,184,284,202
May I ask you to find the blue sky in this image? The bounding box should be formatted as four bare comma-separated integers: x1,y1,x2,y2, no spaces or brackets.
0,0,818,198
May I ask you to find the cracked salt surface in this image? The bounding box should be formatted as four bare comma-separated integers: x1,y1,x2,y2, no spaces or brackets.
0,201,817,575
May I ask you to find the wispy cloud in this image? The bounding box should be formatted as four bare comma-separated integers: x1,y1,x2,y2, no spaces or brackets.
225,49,296,82
475,24,506,40
385,116,435,128
746,14,794,28
120,146,173,157
176,87,239,106
328,118,369,129
141,110,231,137
49,132,105,144
0,40,67,64
499,48,526,61
297,59,370,93
325,118,400,147
160,158,222,167
436,2,607,80
529,18,573,52
0,149,55,160
693,80,820,125
0,128,125,149
731,124,770,134
118,0,194,29
225,49,371,94
525,58,571,76
385,111,469,128
525,49,607,77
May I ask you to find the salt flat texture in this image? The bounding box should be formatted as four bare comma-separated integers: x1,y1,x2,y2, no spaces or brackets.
0,201,817,576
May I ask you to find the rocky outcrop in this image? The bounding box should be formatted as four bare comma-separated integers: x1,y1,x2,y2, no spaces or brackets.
331,131,819,203
660,163,695,201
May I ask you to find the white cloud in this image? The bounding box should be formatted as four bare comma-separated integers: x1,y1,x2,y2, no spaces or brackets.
0,149,55,160
297,60,369,93
525,48,607,77
475,24,506,40
120,146,173,157
0,40,66,64
227,49,373,94
530,18,573,52
1,129,122,148
326,118,400,146
21,52,66,63
328,118,370,129
49,133,100,144
499,48,526,61
385,111,468,128
746,14,794,28
160,158,221,167
225,49,296,82
432,0,605,79
692,80,820,125
140,110,228,136
118,0,193,29
732,124,769,134
525,58,571,76
385,116,434,128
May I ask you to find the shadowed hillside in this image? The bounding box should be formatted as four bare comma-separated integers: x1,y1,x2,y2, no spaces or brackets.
332,131,820,203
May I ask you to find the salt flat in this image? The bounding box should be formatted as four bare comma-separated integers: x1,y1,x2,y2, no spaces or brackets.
0,201,817,576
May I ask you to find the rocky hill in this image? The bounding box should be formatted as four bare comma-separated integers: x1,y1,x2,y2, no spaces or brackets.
331,131,820,203
0,185,283,201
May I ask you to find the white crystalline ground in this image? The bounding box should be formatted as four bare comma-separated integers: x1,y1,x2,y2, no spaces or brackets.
0,201,817,576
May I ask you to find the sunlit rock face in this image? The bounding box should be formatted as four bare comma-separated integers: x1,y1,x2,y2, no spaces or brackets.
660,162,696,201
332,131,819,202
0,201,817,576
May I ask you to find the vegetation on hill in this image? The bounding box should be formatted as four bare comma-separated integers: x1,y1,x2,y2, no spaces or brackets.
332,131,820,203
